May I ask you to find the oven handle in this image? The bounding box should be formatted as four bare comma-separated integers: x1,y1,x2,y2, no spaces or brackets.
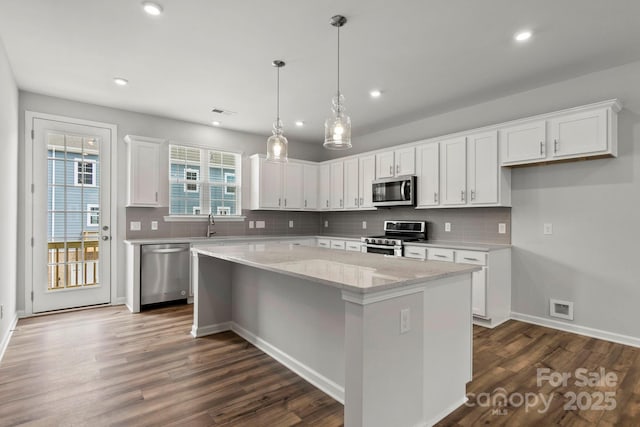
365,243,402,250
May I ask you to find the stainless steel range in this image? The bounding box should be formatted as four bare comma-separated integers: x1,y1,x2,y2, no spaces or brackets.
361,220,427,256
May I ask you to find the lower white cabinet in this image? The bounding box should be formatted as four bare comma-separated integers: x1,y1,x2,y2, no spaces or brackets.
317,238,330,248
471,267,487,317
345,241,362,252
330,240,346,250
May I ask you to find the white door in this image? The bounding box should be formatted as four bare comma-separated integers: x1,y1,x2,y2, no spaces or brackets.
549,109,607,158
499,120,546,165
416,143,439,207
330,161,344,209
395,147,415,176
472,267,488,317
375,151,394,179
358,155,376,208
467,131,498,205
343,158,359,209
283,162,303,209
32,117,113,312
439,137,467,206
259,158,282,208
302,164,318,210
318,164,331,210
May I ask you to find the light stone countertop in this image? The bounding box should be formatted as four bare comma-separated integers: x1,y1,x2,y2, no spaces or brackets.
193,242,480,294
123,235,321,245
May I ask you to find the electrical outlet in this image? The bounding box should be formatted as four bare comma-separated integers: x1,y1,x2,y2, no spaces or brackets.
249,221,255,229
151,221,158,231
544,223,553,235
256,221,265,229
324,220,329,228
130,221,141,231
445,222,451,232
362,221,367,229
498,223,506,234
400,308,411,334
289,220,294,228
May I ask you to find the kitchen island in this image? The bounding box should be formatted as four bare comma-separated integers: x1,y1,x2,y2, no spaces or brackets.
191,243,480,427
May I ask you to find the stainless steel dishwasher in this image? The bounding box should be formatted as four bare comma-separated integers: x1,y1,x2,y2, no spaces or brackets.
141,243,190,306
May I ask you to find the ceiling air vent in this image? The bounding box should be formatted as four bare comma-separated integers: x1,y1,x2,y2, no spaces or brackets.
211,107,237,116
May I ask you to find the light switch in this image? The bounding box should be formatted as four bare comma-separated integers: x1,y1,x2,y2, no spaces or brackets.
498,223,506,234
151,221,158,231
445,222,451,232
130,221,141,231
544,223,553,235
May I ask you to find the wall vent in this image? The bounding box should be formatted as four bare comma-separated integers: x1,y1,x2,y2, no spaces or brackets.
211,107,237,115
550,298,574,321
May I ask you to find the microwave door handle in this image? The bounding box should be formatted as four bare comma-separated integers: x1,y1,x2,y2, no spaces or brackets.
400,181,407,201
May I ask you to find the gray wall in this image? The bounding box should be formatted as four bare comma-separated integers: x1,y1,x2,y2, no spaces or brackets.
329,60,640,340
0,39,18,347
17,92,326,311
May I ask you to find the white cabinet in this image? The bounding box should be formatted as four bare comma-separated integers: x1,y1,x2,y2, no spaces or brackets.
317,238,330,248
125,135,162,207
404,246,427,260
319,164,331,210
500,120,546,165
471,268,488,317
250,155,309,210
358,155,376,209
330,161,344,209
303,164,318,210
439,137,467,206
344,158,359,209
345,241,362,252
467,131,498,205
416,143,439,207
376,147,415,178
500,100,620,167
283,162,304,209
330,239,346,250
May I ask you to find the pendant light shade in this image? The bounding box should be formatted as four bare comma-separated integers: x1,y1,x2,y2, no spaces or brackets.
266,60,288,162
324,15,352,150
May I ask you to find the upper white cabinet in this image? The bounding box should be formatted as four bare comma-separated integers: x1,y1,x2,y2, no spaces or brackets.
439,137,467,206
376,147,415,178
330,161,344,209
319,164,331,210
344,158,359,209
125,135,162,207
467,130,498,205
358,155,376,209
250,155,309,210
303,164,318,210
416,143,439,207
500,100,620,167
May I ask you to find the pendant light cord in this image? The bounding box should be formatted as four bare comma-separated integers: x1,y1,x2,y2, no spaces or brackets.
276,66,280,123
337,24,341,103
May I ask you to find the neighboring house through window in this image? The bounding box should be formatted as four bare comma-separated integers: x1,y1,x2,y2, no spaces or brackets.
86,204,99,227
74,159,96,186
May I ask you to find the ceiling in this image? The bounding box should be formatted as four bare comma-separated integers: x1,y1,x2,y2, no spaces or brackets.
1,0,640,144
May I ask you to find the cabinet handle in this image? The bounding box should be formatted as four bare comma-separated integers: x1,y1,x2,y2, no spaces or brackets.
360,197,363,205
389,165,393,175
554,139,559,154
284,198,287,207
464,257,479,261
540,141,544,155
396,164,399,174
461,190,465,201
355,197,358,206
278,198,281,207
326,200,329,208
304,200,307,208
155,191,158,202
434,192,438,203
340,199,343,207
435,254,447,258
471,190,475,201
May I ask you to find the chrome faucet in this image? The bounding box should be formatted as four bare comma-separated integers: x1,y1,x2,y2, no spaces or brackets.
207,213,216,237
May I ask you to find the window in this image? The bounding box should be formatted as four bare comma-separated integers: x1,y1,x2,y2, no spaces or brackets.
169,144,241,216
74,159,96,186
86,204,99,227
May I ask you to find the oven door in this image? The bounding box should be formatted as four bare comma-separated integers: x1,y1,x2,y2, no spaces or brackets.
364,244,401,256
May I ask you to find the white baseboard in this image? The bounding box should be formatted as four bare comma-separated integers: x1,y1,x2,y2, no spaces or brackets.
190,322,232,338
511,312,640,348
231,322,345,404
0,313,19,363
473,316,511,329
114,297,127,305
424,396,468,427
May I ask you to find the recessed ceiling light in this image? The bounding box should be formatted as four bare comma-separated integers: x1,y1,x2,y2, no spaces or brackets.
514,30,532,42
113,77,128,86
370,89,382,98
142,2,163,16
212,121,221,127
295,121,304,127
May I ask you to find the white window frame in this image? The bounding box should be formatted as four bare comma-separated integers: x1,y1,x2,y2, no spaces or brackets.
223,172,236,195
168,144,242,219
74,158,96,187
86,204,99,227
184,168,200,193
216,206,231,215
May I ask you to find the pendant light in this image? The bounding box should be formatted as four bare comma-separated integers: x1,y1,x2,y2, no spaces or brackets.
324,15,352,150
266,60,288,162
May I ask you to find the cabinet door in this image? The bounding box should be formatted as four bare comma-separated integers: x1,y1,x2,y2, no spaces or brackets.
467,131,498,205
395,147,415,176
439,137,467,205
303,164,318,210
127,140,160,206
283,162,304,209
343,158,359,209
358,155,376,208
416,143,439,207
259,158,283,208
472,267,488,317
549,109,607,159
500,121,546,165
319,164,331,210
375,151,395,179
330,161,344,209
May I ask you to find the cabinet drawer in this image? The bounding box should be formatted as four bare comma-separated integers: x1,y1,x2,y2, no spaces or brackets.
345,241,362,252
455,250,487,266
317,239,330,248
404,246,427,260
330,240,346,250
427,248,455,262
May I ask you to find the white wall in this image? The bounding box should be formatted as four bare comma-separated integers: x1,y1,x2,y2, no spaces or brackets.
0,38,18,353
16,92,326,312
329,60,640,341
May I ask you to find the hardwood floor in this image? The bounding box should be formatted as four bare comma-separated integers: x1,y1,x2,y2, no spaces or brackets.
1,305,639,426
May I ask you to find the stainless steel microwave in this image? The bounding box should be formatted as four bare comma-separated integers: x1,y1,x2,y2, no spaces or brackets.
372,176,416,207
